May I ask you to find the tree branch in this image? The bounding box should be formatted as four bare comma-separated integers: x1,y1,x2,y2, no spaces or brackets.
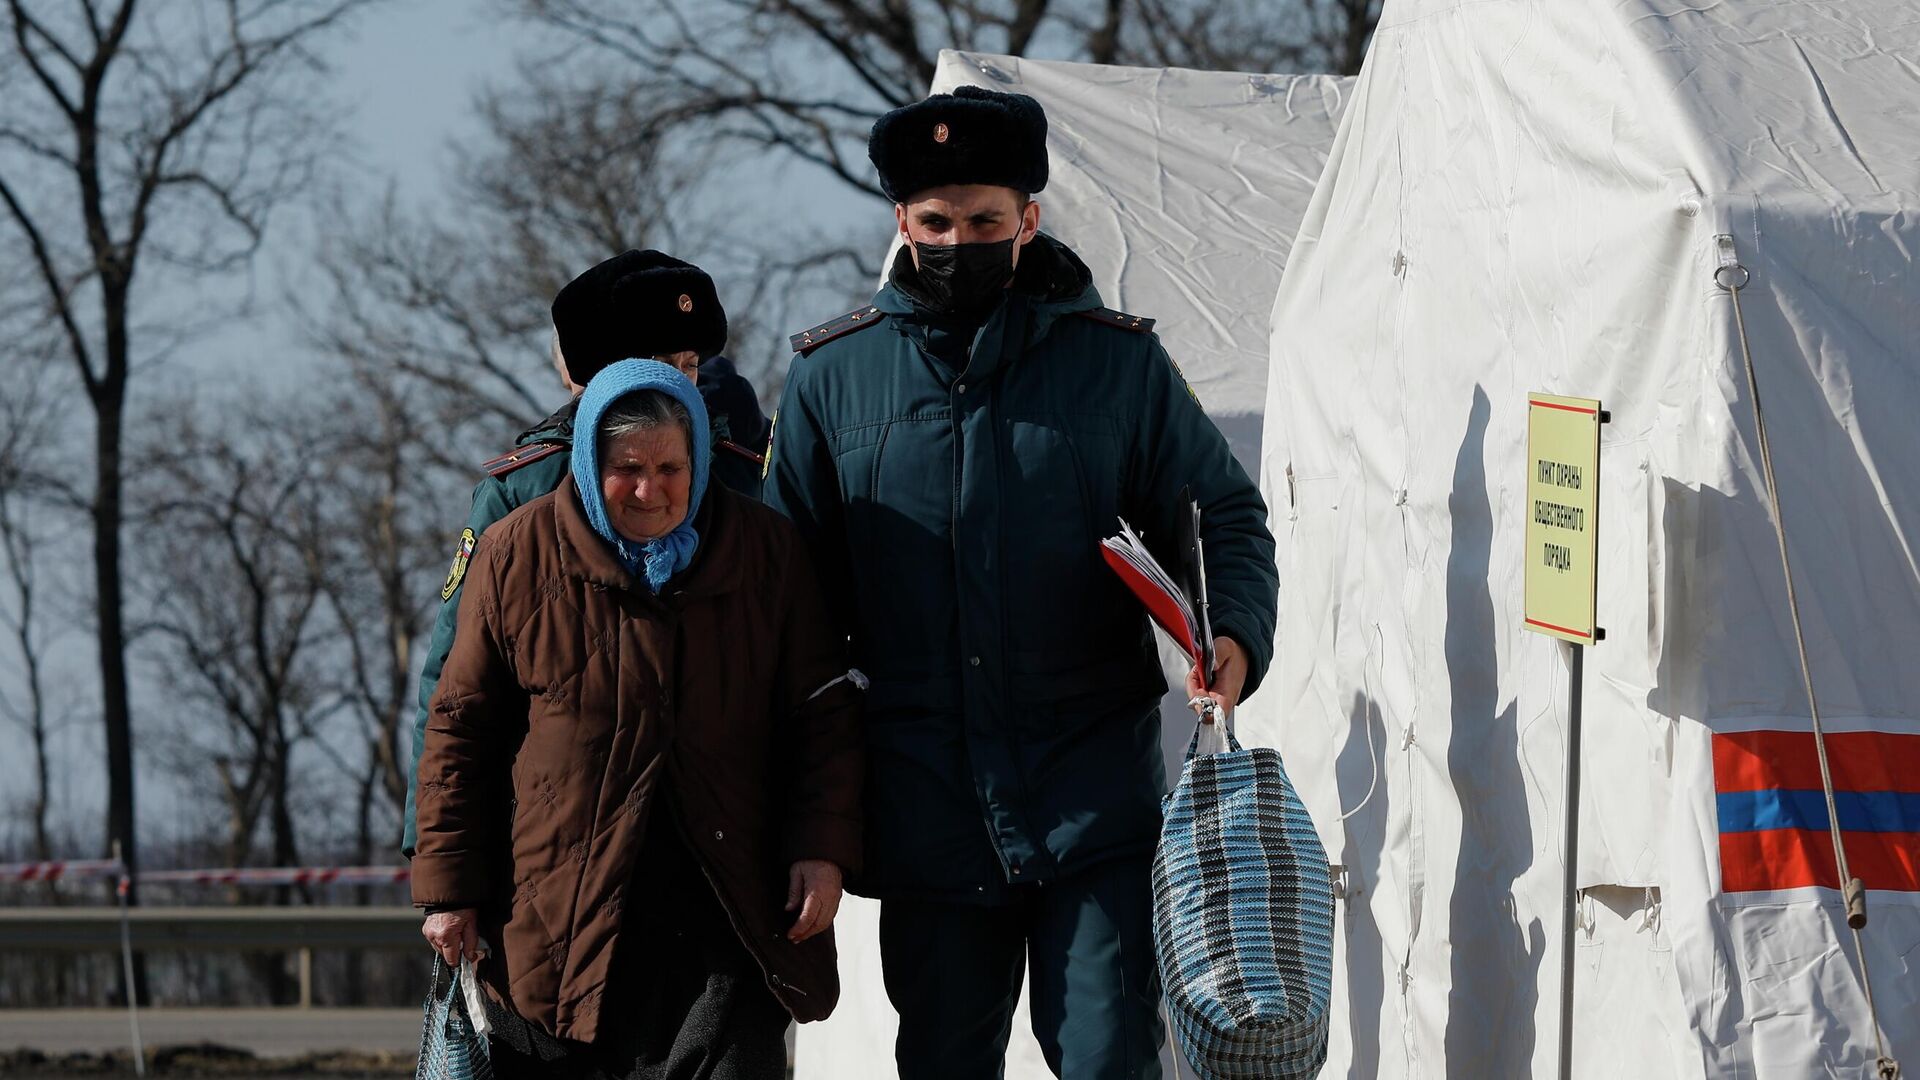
7,0,83,117
0,175,101,394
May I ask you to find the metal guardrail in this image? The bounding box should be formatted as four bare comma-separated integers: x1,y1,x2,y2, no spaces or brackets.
0,906,422,953
0,906,425,1013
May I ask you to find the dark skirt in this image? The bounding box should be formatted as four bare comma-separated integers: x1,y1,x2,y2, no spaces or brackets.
484,809,788,1080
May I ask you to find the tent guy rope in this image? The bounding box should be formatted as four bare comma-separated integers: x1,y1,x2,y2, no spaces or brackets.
1716,235,1901,1080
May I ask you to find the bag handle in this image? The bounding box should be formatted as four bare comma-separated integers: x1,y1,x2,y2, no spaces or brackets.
426,940,494,1037
1184,698,1240,761
459,940,492,1038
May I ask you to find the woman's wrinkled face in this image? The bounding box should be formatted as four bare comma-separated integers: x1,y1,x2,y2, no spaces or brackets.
600,425,692,542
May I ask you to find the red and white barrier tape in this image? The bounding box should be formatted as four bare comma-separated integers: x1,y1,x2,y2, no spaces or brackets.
0,860,409,885
140,866,410,886
0,859,124,882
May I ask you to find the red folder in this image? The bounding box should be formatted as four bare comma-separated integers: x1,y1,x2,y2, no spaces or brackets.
1100,544,1205,669
1100,508,1212,690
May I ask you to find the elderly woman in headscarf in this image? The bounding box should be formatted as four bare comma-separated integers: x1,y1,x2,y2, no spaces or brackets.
412,359,864,1080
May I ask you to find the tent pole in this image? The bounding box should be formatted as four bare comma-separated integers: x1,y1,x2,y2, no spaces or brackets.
1558,643,1585,1080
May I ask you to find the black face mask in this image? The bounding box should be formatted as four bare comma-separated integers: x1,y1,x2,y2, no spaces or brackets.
910,238,1017,316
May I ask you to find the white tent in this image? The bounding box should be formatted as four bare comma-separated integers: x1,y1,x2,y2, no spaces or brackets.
1239,1,1920,1077
796,50,1349,1078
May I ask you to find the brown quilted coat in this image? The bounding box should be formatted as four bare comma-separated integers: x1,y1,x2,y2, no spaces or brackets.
411,475,864,1043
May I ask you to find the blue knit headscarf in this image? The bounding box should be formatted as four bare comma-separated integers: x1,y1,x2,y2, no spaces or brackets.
571,360,711,593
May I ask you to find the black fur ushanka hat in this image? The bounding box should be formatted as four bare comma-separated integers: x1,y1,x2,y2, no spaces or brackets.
551,250,728,384
868,85,1050,203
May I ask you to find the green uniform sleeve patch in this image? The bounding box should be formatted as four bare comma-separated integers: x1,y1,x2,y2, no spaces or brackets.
440,528,477,602
1169,356,1201,407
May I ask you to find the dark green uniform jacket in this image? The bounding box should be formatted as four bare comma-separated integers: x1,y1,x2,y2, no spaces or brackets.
402,384,768,857
764,234,1278,901
401,402,575,857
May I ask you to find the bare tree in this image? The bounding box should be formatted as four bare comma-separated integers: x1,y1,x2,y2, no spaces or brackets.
309,67,716,446
315,193,555,446
310,368,446,868
137,404,335,893
518,0,1380,205
302,68,729,871
0,358,66,878
491,0,1375,398
1119,0,1380,75
133,399,348,1003
1303,0,1382,76
0,1,375,940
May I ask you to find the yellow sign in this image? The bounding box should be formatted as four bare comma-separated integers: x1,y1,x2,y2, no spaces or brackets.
1524,393,1602,644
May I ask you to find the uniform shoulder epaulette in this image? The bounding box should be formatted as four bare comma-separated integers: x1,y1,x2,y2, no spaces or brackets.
790,306,885,355
1073,307,1155,333
480,441,566,479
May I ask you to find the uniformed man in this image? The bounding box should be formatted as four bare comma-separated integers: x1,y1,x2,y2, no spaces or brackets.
698,351,774,500
401,249,767,857
765,87,1279,1079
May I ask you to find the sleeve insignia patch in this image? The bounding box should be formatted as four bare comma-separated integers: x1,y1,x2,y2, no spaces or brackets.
440,528,477,602
1169,357,1202,407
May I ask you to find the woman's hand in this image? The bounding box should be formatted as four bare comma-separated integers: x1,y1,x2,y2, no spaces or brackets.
422,908,482,967
784,860,844,943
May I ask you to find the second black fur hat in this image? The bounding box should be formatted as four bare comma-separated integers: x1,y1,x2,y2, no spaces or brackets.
551,250,728,385
868,86,1049,203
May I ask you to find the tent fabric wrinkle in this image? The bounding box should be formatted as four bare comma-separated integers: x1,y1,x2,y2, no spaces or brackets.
1241,0,1919,1077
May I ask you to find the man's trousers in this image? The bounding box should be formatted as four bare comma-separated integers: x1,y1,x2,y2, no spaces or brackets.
879,856,1164,1080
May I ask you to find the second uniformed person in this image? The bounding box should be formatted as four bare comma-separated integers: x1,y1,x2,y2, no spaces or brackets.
403,249,765,857
766,88,1279,1079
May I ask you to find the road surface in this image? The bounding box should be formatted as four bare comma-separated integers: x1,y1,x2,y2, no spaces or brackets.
0,1007,418,1056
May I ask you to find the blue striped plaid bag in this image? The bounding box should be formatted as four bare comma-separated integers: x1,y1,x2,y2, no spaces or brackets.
416,952,493,1080
1153,718,1335,1079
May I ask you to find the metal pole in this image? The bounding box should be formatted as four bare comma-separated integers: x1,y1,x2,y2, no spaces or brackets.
1557,644,1585,1080
112,842,145,1078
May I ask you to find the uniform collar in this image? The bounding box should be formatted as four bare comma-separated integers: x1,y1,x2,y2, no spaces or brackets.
516,397,579,447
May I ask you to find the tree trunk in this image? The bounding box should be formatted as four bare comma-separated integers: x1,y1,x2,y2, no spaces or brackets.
345,761,379,1005
268,731,305,1005
271,732,300,873
6,528,57,893
1340,0,1376,76
32,688,55,905
95,283,145,1005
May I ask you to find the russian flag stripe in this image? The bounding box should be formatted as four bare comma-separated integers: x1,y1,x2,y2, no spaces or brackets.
1719,828,1920,892
1712,729,1920,794
1717,789,1920,834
